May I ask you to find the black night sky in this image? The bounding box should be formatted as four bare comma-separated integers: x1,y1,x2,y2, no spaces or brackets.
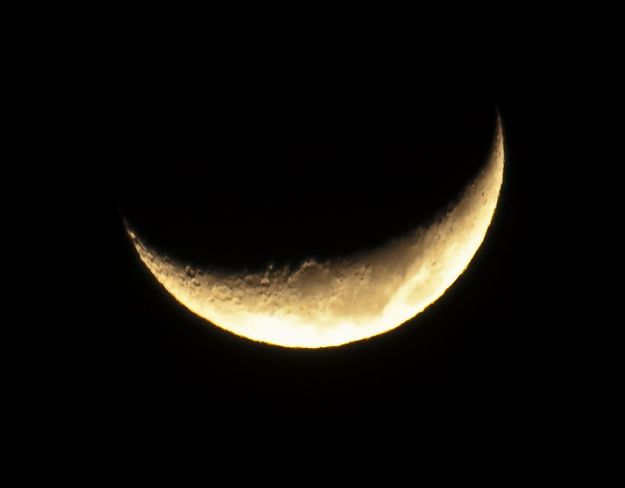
10,7,562,474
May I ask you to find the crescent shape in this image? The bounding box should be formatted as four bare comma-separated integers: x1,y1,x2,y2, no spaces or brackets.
127,116,505,348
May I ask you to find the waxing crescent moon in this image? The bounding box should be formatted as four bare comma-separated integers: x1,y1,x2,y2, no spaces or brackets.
126,116,504,348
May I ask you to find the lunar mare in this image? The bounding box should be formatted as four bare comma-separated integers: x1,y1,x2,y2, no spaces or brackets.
127,117,504,348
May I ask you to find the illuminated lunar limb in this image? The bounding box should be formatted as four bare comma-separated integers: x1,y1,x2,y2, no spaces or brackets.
127,116,505,348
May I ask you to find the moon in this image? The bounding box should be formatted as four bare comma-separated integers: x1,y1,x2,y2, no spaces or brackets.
126,116,505,348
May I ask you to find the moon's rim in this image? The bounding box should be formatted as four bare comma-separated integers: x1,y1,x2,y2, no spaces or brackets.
125,114,505,349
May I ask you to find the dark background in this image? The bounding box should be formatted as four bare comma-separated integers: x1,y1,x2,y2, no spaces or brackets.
10,6,563,473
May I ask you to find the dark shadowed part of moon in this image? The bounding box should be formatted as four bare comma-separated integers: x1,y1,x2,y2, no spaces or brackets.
114,22,497,272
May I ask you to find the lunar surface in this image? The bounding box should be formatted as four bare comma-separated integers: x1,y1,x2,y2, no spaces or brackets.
127,116,505,348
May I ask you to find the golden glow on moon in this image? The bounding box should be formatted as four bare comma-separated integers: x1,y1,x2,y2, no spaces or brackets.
127,118,504,348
